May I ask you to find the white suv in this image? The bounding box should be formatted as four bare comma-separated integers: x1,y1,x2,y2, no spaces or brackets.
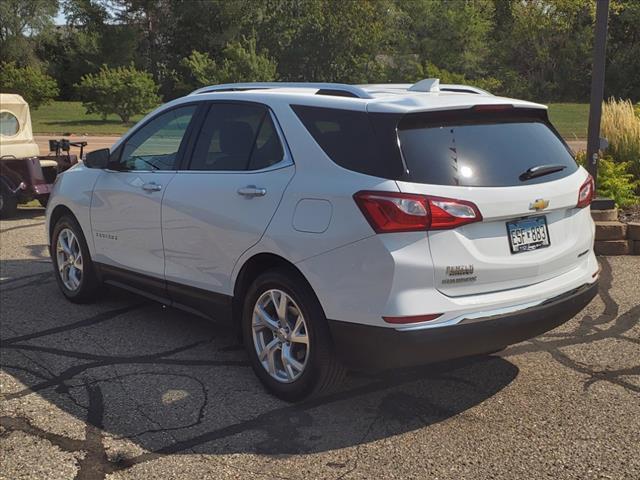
46,80,599,401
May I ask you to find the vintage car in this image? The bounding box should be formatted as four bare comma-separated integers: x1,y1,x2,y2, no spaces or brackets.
0,93,84,217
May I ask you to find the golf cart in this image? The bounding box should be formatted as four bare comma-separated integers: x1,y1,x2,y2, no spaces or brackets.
0,93,85,217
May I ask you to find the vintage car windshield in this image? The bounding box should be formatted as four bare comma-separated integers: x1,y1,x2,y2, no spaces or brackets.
0,111,20,137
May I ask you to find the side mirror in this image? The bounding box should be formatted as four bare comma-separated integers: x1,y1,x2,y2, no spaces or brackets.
84,148,110,169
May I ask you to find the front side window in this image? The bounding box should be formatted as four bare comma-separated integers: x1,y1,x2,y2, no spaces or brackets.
119,105,197,171
190,103,284,171
0,111,20,137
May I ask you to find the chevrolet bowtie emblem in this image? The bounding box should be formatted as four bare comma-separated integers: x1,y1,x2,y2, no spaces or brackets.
529,198,550,211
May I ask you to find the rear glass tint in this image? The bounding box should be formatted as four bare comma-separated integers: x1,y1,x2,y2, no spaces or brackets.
291,105,402,178
398,110,578,187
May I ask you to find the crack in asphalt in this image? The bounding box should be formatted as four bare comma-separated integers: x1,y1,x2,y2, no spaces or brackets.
0,221,45,234
1,304,145,346
1,339,248,402
1,232,638,480
0,270,54,291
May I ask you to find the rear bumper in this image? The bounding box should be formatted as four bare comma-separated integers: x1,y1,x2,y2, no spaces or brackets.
328,280,598,369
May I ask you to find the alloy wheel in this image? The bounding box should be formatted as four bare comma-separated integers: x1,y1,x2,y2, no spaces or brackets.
251,289,310,383
56,228,83,291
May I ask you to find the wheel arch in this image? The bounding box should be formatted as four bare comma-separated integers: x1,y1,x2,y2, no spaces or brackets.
48,204,78,243
232,252,325,330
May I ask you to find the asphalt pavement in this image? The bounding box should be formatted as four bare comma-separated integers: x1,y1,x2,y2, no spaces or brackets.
1,208,638,480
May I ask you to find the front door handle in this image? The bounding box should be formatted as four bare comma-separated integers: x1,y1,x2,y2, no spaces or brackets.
142,182,162,192
237,185,267,198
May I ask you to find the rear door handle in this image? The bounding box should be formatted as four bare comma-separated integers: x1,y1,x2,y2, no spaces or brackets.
142,182,162,192
237,185,267,198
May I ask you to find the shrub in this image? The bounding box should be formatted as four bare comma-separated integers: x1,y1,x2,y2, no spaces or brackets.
179,39,277,94
180,51,217,89
0,62,59,109
596,158,640,207
600,98,640,178
76,65,160,123
576,152,639,207
217,38,277,84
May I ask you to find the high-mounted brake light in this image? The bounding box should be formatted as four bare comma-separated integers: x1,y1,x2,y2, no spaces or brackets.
353,191,482,233
472,104,513,112
577,174,595,208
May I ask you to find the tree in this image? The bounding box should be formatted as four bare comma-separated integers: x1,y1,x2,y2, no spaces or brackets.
0,62,59,108
257,0,396,82
178,39,277,95
11,0,640,104
179,50,217,91
0,0,58,66
607,0,640,101
76,65,160,122
491,0,595,101
217,38,277,83
394,0,495,79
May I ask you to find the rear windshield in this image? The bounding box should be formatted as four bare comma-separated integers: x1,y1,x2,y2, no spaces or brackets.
398,109,578,187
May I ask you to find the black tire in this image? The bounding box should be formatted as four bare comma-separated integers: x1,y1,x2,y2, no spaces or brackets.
242,268,345,402
51,214,101,303
0,182,18,218
38,196,49,208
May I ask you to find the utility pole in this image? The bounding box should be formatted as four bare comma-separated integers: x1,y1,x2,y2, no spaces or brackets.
586,0,610,196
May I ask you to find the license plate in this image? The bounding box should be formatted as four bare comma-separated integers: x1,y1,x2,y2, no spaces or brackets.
506,216,550,254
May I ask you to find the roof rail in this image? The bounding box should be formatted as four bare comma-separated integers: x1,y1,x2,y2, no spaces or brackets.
190,82,374,99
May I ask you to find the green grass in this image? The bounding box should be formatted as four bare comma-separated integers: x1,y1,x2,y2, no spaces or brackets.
31,101,152,135
32,100,590,139
547,103,589,139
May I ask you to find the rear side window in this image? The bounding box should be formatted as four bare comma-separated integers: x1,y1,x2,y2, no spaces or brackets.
291,105,401,178
248,112,285,170
190,103,284,171
398,109,578,187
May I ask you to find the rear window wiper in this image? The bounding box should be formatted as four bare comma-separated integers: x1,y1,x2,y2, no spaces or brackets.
519,164,566,181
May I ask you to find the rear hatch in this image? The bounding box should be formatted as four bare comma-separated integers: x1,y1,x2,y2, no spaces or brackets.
395,106,593,297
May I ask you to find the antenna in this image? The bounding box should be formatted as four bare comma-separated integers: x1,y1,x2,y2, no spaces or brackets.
408,78,440,93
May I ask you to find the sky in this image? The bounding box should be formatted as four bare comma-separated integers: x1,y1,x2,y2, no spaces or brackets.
55,9,66,26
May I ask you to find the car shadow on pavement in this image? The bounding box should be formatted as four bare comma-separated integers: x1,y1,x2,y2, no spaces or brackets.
0,207,46,222
1,257,518,474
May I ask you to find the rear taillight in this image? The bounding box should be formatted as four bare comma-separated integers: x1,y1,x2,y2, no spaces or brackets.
353,191,482,233
428,197,482,230
577,174,595,208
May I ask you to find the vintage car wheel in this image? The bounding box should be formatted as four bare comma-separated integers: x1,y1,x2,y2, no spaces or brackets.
0,182,18,218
